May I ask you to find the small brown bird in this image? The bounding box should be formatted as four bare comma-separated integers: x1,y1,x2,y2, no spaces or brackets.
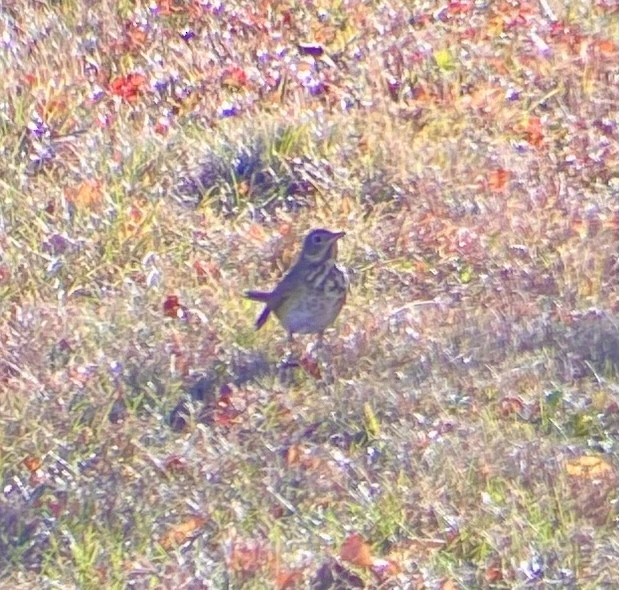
245,228,348,342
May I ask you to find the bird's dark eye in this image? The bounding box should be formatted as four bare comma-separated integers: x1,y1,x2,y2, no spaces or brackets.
312,234,322,243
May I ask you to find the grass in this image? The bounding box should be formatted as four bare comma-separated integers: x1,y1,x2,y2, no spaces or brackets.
1,0,618,588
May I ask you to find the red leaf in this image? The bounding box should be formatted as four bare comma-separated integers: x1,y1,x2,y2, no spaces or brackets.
194,259,221,281
222,66,248,89
299,355,321,379
448,0,474,14
163,295,189,319
109,73,146,102
164,455,188,473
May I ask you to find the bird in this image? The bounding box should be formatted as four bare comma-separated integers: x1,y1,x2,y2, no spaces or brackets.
244,228,348,343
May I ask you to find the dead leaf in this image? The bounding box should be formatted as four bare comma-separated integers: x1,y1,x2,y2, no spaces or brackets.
227,539,273,575
340,533,374,568
160,515,207,550
370,557,401,580
299,355,321,379
163,295,189,320
158,0,187,15
484,561,503,583
499,396,525,417
488,168,511,193
23,455,42,473
123,22,148,51
163,455,188,474
109,73,146,102
194,259,221,281
565,455,614,478
65,179,103,210
222,66,248,89
363,402,380,436
514,115,544,147
276,569,304,589
286,444,301,466
311,559,364,588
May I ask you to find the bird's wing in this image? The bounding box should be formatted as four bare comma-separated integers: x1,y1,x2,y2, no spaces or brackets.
267,266,301,309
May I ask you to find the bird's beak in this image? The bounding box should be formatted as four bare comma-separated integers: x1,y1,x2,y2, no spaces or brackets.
327,231,345,258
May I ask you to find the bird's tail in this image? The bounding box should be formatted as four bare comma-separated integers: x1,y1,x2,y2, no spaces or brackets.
244,290,271,303
244,290,272,330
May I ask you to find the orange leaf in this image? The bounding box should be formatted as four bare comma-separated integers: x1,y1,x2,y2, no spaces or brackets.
484,562,503,583
237,180,250,196
228,539,272,574
65,179,103,210
499,396,524,417
213,385,242,426
565,455,614,478
37,95,69,121
594,38,617,57
286,444,301,466
23,455,42,473
123,22,148,50
340,533,374,568
160,515,207,550
276,569,304,589
278,223,293,237
488,168,511,192
214,406,243,427
122,202,148,238
248,223,267,241
524,116,544,147
158,0,187,15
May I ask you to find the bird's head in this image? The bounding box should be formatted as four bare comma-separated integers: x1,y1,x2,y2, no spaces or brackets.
300,228,345,263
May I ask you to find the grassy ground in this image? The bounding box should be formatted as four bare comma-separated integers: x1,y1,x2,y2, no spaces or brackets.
1,0,618,588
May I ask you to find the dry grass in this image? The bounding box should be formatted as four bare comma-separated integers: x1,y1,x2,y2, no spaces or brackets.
1,0,618,588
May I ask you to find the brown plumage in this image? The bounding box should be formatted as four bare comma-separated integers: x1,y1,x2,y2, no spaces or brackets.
245,228,347,340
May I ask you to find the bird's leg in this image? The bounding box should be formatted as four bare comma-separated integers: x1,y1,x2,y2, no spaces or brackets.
279,331,299,369
307,331,324,358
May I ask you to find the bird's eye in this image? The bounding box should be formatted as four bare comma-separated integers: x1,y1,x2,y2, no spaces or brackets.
312,234,322,244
